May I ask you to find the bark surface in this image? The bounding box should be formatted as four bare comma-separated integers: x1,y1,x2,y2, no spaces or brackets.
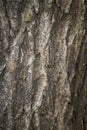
0,0,87,130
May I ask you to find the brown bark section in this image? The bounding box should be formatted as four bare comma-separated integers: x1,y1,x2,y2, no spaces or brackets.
0,0,87,130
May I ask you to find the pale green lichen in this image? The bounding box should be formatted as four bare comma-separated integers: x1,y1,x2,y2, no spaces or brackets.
22,11,32,22
7,60,17,72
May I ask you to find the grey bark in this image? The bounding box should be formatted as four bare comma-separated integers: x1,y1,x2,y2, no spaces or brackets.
0,0,87,130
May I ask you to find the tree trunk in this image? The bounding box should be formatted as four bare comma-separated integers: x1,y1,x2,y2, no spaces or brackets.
0,0,87,130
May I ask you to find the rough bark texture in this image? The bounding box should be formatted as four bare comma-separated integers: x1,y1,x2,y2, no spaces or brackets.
0,0,87,130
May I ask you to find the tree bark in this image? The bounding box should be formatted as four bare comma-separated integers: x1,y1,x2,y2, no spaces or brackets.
0,0,87,130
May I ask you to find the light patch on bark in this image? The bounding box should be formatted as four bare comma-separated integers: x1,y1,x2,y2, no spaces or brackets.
36,11,53,52
34,112,40,129
18,23,35,130
53,17,71,130
33,0,39,14
33,74,48,112
20,49,24,63
64,0,72,14
11,26,25,47
32,11,53,114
